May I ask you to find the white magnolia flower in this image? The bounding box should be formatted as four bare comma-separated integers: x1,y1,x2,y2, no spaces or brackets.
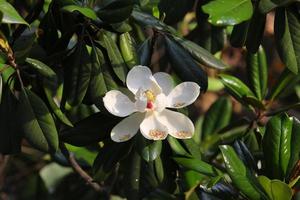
103,65,200,142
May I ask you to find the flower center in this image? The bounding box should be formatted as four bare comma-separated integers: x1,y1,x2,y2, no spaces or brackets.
145,90,155,109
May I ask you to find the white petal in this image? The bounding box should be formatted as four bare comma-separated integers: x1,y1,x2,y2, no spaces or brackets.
126,65,152,94
154,93,167,112
103,90,136,117
153,72,174,95
140,112,168,140
158,109,194,139
167,82,200,108
111,112,145,142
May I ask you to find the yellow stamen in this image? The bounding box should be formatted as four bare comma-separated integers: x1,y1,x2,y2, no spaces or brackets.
145,90,156,102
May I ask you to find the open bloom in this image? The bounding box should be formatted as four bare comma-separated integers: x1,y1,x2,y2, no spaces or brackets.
103,65,200,142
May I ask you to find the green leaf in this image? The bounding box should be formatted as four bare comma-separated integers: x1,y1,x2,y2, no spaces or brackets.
173,157,220,177
18,89,59,153
0,0,29,25
101,32,128,83
164,35,208,91
247,46,268,100
220,145,267,200
171,35,227,70
182,139,202,160
275,6,300,74
258,176,292,200
0,86,21,154
63,40,92,107
268,69,300,100
97,0,133,23
287,117,300,177
137,135,162,162
60,112,121,146
263,113,293,179
61,5,97,20
138,37,152,66
167,136,190,157
93,141,133,182
119,32,139,69
219,74,256,103
154,156,164,183
259,0,295,14
202,97,232,138
25,58,57,81
202,0,253,26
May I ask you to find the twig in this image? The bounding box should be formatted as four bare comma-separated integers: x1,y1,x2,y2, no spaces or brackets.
59,143,103,192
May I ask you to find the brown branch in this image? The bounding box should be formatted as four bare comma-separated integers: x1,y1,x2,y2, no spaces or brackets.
60,143,103,192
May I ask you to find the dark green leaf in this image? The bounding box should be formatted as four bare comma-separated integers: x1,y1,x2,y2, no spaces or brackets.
219,74,256,104
137,135,162,162
202,97,232,138
173,157,220,177
138,37,152,66
101,32,128,83
247,46,268,100
275,6,300,74
0,86,21,154
0,0,28,25
25,58,57,81
167,136,190,157
182,139,202,160
259,0,295,14
93,141,133,181
172,35,227,70
230,21,249,47
154,156,164,183
263,113,293,179
97,0,133,23
268,69,300,100
63,40,91,107
164,35,208,91
61,5,97,20
202,0,253,26
287,117,300,178
60,112,121,146
220,145,267,200
18,89,59,153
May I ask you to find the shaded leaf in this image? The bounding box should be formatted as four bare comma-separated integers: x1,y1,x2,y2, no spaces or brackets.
137,135,162,162
0,0,28,25
258,176,292,200
18,89,59,153
62,5,97,20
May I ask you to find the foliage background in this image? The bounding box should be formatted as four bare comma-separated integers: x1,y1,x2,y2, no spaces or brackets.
0,0,300,200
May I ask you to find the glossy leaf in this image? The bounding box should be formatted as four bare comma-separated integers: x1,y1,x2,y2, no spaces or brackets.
61,5,97,20
0,0,28,25
173,157,220,177
18,89,59,153
167,136,190,157
247,46,268,100
137,135,162,162
138,37,152,66
220,145,267,200
202,97,232,138
119,32,139,69
60,112,121,146
202,0,253,26
259,0,295,14
101,32,128,83
63,40,91,107
164,35,208,91
262,113,293,179
219,74,256,103
258,176,292,200
287,117,300,177
172,35,227,70
25,58,57,81
275,6,300,74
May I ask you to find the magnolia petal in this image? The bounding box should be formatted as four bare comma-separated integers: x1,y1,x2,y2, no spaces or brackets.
111,112,145,142
140,112,168,140
167,82,200,108
158,109,194,139
154,93,167,112
153,72,174,95
126,65,152,94
103,90,136,117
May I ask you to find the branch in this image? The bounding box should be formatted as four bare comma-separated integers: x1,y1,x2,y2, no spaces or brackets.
59,143,103,192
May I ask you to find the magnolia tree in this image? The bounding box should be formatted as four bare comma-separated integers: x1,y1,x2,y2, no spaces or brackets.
0,0,300,199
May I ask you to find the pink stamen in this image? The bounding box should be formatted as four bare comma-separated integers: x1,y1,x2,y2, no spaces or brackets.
147,101,154,109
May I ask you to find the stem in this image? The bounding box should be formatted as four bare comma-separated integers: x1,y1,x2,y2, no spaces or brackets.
59,143,103,192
